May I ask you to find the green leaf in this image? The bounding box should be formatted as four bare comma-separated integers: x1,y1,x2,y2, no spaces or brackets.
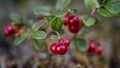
84,0,100,12
56,0,71,11
74,38,88,51
55,10,67,17
97,0,102,4
32,19,47,31
82,29,92,35
32,30,46,39
14,33,28,46
33,5,52,16
44,16,52,23
10,12,22,24
82,15,96,27
50,35,59,40
104,0,120,14
58,29,64,35
51,17,63,31
98,7,119,17
41,29,47,32
33,39,46,51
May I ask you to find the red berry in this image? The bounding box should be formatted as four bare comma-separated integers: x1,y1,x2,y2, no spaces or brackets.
50,43,58,54
95,46,102,55
88,41,96,53
7,24,15,33
4,29,10,37
68,25,80,33
56,44,67,55
68,15,80,26
63,13,72,25
59,38,70,47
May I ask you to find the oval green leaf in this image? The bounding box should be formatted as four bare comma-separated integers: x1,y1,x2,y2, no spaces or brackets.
33,39,46,51
82,29,92,35
10,12,22,24
104,0,120,14
74,38,88,52
14,33,29,46
50,35,59,40
51,17,63,31
55,10,67,17
55,0,71,11
32,30,47,39
98,7,119,17
82,15,96,27
84,0,100,12
33,5,52,16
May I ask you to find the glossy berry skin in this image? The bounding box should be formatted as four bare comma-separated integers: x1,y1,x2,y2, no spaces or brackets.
68,15,80,26
68,25,80,33
4,29,10,37
50,43,58,54
63,13,72,25
56,44,67,55
59,38,70,47
50,42,68,55
87,41,96,53
63,13,84,33
7,24,15,33
4,24,16,37
95,46,102,55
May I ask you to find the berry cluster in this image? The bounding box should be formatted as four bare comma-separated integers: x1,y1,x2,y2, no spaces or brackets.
63,13,84,33
4,24,25,38
87,41,103,55
50,38,70,55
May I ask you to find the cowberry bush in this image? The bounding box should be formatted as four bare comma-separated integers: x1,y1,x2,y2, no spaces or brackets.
3,0,120,66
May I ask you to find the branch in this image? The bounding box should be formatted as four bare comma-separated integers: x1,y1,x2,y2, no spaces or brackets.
45,31,61,40
70,33,77,41
90,8,98,16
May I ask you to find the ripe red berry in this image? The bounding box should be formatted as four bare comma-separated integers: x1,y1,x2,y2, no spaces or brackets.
7,24,15,33
50,43,67,55
59,38,70,47
88,41,96,53
68,15,80,26
56,44,67,55
50,43,58,54
95,46,102,55
4,29,10,37
63,13,72,25
68,25,80,33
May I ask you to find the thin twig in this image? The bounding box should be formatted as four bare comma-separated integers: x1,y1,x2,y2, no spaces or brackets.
45,31,61,40
70,33,77,41
90,8,98,16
